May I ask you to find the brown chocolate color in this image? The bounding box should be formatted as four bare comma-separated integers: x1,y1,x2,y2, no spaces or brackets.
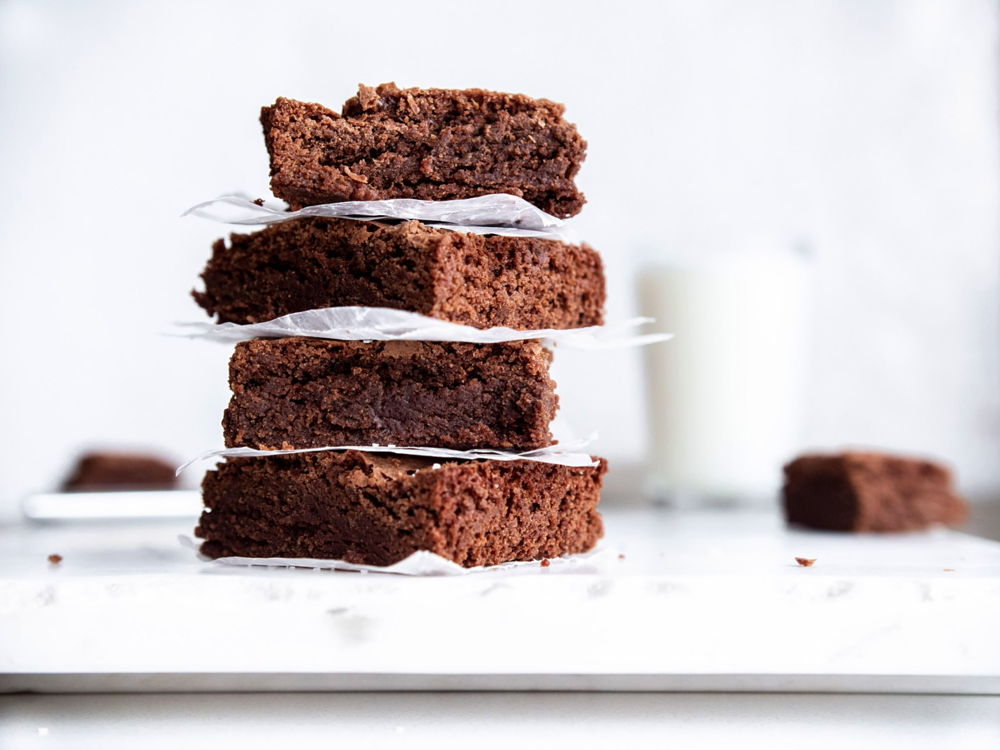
62,452,178,491
196,451,606,567
261,83,587,217
782,451,967,532
193,218,605,329
223,338,558,451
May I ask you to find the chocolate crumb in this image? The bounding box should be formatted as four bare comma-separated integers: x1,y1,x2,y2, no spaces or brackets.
794,557,816,567
48,554,63,565
252,198,265,206
617,553,626,560
343,166,369,184
540,558,551,568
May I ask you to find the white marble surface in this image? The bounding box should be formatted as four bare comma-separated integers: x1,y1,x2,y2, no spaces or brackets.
3,692,1000,750
2,507,998,693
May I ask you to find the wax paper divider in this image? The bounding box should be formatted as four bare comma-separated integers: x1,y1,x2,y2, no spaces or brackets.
172,306,672,350
177,432,600,476
183,193,573,240
179,535,612,576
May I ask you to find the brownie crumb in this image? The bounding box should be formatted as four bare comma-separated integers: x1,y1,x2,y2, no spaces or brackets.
617,553,626,560
252,198,265,206
540,558,551,568
794,557,816,567
47,554,63,565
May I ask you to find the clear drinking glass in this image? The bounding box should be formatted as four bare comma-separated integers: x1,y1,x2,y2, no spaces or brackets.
638,245,810,508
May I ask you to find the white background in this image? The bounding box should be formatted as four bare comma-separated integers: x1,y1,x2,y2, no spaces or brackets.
0,0,997,515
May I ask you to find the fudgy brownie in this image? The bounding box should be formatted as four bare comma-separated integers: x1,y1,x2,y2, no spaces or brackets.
193,217,605,328
223,338,558,451
782,451,967,532
196,451,606,566
62,451,178,491
261,83,587,217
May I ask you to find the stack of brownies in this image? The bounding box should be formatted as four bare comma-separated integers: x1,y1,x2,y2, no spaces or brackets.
193,83,608,567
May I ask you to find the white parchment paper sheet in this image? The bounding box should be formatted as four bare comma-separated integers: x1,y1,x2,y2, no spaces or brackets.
180,535,611,576
184,193,572,239
174,306,672,349
178,433,599,473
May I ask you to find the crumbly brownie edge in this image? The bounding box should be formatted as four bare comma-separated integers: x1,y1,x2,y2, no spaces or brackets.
193,219,442,324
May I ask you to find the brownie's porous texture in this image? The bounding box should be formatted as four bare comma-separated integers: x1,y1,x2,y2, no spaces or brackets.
193,218,605,329
61,452,178,491
223,338,558,451
782,452,967,532
196,451,606,566
261,83,587,217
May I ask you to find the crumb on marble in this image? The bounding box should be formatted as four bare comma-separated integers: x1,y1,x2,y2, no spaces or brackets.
794,557,816,567
540,558,551,568
47,554,63,565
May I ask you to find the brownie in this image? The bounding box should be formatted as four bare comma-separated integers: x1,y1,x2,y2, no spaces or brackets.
196,451,606,566
61,451,177,491
223,338,558,451
261,83,587,217
782,451,967,532
193,217,605,328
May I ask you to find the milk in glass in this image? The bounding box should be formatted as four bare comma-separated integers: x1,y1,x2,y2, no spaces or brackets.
639,248,809,504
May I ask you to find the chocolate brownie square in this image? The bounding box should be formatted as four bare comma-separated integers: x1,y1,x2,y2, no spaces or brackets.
196,451,606,567
62,451,178,491
223,338,558,451
261,83,587,217
782,451,967,532
193,218,605,329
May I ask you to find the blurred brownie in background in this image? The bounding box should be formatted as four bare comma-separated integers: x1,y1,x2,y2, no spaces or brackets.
62,451,178,492
782,451,967,532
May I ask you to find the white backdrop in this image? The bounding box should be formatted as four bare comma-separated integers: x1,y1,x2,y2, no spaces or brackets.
0,0,997,515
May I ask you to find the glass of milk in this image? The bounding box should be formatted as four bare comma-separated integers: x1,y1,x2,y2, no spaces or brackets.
638,245,810,506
